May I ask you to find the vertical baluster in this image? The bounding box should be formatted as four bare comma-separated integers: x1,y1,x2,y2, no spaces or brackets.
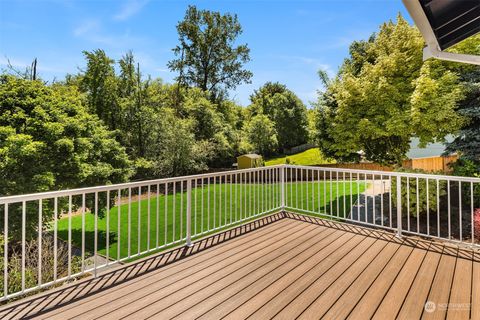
407,178,410,231
156,184,159,249
53,198,57,282
448,180,451,239
389,176,393,228
416,178,420,233
329,171,333,216
208,177,211,229
147,185,150,251
128,188,131,258
426,179,430,236
94,192,98,276
214,176,216,228
68,195,72,276
173,183,176,242
471,182,474,245
106,191,110,263
38,200,42,287
180,181,183,239
364,174,367,223
202,179,205,232
436,179,440,238
343,172,346,218
164,182,168,246
82,193,86,271
459,181,462,241
118,189,121,261
4,203,8,297
138,186,141,254
381,175,384,226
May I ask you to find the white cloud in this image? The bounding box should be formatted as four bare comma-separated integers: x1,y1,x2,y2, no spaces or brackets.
73,20,100,37
113,0,150,21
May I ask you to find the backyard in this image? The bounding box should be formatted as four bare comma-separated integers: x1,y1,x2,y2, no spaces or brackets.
56,180,367,261
265,148,335,166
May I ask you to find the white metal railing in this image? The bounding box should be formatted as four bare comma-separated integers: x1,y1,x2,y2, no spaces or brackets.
0,164,479,302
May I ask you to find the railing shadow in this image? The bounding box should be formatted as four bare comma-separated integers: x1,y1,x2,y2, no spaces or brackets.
0,212,286,319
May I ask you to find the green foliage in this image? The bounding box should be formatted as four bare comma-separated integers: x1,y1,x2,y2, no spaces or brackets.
391,168,447,217
249,82,309,152
0,75,132,238
444,35,480,162
243,114,278,156
80,49,119,130
315,15,465,165
168,5,252,100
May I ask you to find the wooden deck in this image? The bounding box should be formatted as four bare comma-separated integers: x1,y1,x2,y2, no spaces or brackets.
1,212,479,320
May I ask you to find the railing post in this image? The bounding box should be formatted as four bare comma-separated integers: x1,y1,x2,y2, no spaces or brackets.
280,165,285,211
186,179,193,247
396,175,402,238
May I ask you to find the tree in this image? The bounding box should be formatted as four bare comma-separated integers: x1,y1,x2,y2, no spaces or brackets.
314,15,465,165
80,49,119,129
168,5,252,100
243,114,278,155
444,35,480,163
0,75,132,238
249,82,309,152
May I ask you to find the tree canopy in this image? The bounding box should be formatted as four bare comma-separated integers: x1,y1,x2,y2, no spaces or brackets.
314,15,465,165
249,82,309,153
168,5,252,101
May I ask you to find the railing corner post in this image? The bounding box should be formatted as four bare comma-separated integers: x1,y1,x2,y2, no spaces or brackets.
396,174,402,238
186,179,193,247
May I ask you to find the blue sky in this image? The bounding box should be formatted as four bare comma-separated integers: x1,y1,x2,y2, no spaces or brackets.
0,0,411,106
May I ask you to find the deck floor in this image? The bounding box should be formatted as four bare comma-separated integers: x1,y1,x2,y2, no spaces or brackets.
1,212,479,319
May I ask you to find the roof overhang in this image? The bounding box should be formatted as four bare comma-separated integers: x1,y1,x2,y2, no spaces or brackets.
402,0,480,65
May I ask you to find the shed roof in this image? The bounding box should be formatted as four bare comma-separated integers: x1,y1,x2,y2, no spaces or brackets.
238,154,262,159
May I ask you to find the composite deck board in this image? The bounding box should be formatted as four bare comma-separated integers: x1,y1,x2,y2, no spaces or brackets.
421,249,457,320
0,212,478,320
109,222,329,319
446,252,473,320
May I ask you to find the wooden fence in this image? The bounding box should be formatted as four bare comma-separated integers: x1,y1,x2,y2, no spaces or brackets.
314,155,458,173
402,155,458,173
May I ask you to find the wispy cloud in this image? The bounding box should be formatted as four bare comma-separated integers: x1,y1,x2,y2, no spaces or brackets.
73,20,99,37
73,20,147,47
113,0,150,21
275,55,333,77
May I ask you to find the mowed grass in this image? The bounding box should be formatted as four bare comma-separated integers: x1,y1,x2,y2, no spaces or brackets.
265,148,335,166
57,180,366,261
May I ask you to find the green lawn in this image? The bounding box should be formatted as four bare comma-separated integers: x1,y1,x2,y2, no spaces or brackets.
265,148,335,166
57,180,366,261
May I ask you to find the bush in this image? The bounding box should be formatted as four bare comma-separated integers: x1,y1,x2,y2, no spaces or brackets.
0,235,81,297
391,168,447,217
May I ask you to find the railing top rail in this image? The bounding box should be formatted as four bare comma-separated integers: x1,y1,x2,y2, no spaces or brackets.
0,165,284,204
285,164,480,183
1,164,479,204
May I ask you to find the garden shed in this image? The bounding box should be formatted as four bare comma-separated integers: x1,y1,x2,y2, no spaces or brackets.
237,154,263,169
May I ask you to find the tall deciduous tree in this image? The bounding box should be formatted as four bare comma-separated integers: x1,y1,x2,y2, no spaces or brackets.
243,114,278,156
0,75,132,238
168,5,252,100
249,82,309,152
315,15,465,165
80,49,119,129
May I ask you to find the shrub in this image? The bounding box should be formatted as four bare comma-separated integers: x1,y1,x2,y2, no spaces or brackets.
391,168,446,217
0,235,81,297
475,208,480,240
